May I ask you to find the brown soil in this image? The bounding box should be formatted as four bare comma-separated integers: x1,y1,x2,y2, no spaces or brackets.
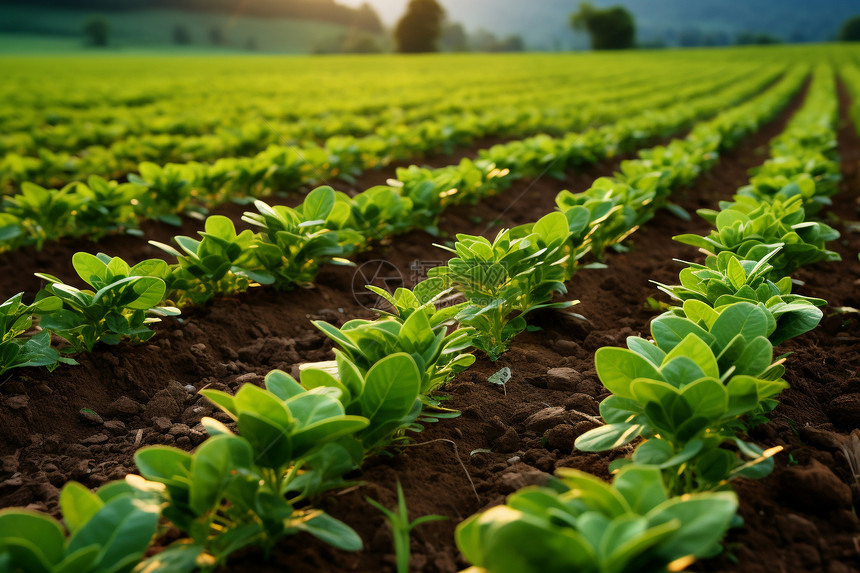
1,81,858,573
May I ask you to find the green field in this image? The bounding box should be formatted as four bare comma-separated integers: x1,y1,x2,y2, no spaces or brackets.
0,44,858,573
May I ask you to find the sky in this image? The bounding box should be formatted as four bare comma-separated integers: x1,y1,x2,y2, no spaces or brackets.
338,0,452,25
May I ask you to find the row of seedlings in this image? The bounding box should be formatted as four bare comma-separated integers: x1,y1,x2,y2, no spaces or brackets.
454,64,842,573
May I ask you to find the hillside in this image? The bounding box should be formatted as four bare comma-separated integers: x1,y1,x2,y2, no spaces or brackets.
343,0,858,48
0,0,384,33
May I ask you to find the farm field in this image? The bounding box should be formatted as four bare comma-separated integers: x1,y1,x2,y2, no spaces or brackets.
0,45,859,573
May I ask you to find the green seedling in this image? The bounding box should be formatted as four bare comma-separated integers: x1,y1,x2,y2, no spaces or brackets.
366,481,447,573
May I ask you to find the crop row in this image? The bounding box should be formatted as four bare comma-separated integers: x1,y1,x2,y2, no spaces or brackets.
0,65,756,192
457,64,843,573
0,63,728,174
0,58,626,131
0,66,784,253
0,60,813,572
0,53,753,140
0,65,806,374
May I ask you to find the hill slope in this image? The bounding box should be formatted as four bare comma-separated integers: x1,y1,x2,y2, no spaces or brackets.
343,0,858,48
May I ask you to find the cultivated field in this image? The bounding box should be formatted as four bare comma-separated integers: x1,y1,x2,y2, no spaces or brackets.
0,46,858,573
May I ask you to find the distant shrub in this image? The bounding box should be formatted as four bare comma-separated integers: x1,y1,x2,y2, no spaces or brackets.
839,15,860,41
172,24,191,45
82,16,109,47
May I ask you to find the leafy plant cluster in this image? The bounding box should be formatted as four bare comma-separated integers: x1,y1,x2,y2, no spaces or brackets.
482,64,779,181
573,64,840,493
0,336,474,571
1,253,178,375
0,65,777,255
555,65,808,258
413,211,585,359
0,67,810,377
737,65,841,213
0,60,847,573
455,65,842,573
338,67,804,364
0,65,738,193
844,63,860,139
8,66,783,359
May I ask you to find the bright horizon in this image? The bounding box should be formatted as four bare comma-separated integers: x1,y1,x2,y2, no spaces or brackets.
335,0,409,23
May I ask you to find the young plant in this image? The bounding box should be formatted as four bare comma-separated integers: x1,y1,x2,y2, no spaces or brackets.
676,195,840,279
368,284,467,329
576,302,787,493
297,352,424,452
421,212,576,360
72,175,140,240
241,188,353,290
0,293,73,375
456,464,738,573
0,480,159,573
127,161,196,224
36,253,179,353
367,481,447,573
0,213,23,252
151,215,272,305
135,371,368,569
331,185,414,242
557,177,658,258
1,181,82,249
394,159,511,234
653,247,825,345
313,309,475,397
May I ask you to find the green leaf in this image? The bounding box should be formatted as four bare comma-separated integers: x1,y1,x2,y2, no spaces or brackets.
0,509,65,569
359,353,421,426
613,464,667,514
189,435,253,515
710,302,770,348
296,512,362,552
651,316,714,352
66,495,160,573
595,347,665,400
59,482,104,536
631,438,674,466
681,299,718,329
626,336,666,367
647,492,738,562
575,423,643,452
726,257,747,290
265,370,305,400
134,446,192,487
488,367,512,386
303,186,336,222
203,215,236,240
71,252,108,287
661,334,719,379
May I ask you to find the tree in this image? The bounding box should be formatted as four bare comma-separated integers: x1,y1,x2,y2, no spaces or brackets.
342,30,383,54
209,25,225,46
82,16,109,47
736,31,781,45
839,15,860,41
570,2,635,50
441,21,469,52
470,28,499,52
352,2,385,35
395,0,445,53
172,24,191,45
496,35,525,52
